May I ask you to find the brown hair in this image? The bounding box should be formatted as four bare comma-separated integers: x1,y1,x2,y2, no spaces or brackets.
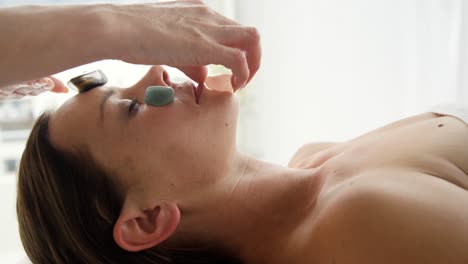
17,112,243,264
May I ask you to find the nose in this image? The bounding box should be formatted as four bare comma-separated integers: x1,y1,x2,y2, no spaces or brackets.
122,66,173,105
125,66,171,99
131,65,171,90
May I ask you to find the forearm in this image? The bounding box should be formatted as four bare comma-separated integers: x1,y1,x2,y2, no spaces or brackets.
0,2,261,90
0,4,112,87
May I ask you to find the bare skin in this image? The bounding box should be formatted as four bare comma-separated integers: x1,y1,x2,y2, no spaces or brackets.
49,66,467,263
0,1,261,93
286,113,468,264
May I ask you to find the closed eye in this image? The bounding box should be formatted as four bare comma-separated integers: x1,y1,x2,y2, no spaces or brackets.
128,98,139,116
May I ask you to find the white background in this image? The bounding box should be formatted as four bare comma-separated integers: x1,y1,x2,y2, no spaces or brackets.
1,0,467,262
235,0,467,163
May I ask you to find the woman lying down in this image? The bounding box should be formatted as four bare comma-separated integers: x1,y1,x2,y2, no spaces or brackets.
17,65,468,264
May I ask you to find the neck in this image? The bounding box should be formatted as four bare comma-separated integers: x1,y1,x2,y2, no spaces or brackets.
175,152,324,263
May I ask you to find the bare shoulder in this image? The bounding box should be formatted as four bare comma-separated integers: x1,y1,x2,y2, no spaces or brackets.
301,171,468,264
287,113,437,169
288,142,338,168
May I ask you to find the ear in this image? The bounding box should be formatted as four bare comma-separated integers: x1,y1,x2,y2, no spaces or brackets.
113,201,181,252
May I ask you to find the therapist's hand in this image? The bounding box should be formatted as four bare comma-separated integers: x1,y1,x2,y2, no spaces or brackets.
101,0,261,89
0,77,67,99
0,1,260,91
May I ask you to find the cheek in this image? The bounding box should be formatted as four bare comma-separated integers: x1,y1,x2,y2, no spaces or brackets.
190,96,239,161
129,95,238,163
138,108,197,145
198,95,239,137
132,108,197,161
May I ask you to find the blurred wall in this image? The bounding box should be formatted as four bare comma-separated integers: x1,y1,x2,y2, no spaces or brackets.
235,0,467,164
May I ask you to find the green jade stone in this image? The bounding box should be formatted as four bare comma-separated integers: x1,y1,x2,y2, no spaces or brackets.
144,86,174,106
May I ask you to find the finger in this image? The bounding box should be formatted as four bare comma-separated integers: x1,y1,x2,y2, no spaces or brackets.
23,84,53,96
243,30,261,84
0,77,54,97
182,11,241,27
28,89,47,96
178,0,205,4
0,84,15,93
28,77,55,90
13,87,32,95
205,74,233,93
48,76,68,93
209,9,241,26
206,44,249,90
210,26,261,85
2,92,23,99
0,89,15,99
153,0,205,6
168,43,249,90
177,65,208,84
144,0,206,11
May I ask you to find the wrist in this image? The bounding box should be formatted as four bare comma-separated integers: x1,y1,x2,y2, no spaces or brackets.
63,4,113,62
32,4,117,64
83,3,128,61
0,4,111,86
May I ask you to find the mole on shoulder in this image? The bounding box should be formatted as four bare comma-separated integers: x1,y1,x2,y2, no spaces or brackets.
438,124,444,128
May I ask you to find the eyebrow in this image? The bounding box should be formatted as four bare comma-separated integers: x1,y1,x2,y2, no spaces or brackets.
100,89,115,123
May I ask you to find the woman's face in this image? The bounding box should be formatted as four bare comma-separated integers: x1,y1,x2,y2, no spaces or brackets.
49,66,239,199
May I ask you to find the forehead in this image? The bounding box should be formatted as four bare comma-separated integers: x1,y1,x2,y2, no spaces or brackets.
48,87,113,151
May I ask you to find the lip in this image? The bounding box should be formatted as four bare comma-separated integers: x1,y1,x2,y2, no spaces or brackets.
183,82,203,105
191,83,198,104
170,82,202,105
192,83,204,104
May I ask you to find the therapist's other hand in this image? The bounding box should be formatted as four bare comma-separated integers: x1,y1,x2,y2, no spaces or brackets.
0,77,67,99
101,0,261,89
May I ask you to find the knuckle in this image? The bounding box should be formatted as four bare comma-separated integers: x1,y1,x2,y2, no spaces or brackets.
180,0,204,4
231,50,246,66
187,26,205,42
193,5,206,13
193,27,204,38
199,6,214,15
192,53,203,65
246,27,260,41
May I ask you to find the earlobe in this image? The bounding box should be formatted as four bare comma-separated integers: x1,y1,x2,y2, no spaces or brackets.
113,201,181,252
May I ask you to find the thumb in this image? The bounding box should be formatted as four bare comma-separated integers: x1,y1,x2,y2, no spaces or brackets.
177,66,208,85
205,74,234,93
48,76,68,93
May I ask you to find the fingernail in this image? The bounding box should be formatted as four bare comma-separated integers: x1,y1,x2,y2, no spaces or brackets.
232,76,241,90
30,81,46,88
37,82,53,90
14,87,30,95
29,90,45,96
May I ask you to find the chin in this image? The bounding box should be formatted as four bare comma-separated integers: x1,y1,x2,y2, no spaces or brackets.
201,94,239,142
